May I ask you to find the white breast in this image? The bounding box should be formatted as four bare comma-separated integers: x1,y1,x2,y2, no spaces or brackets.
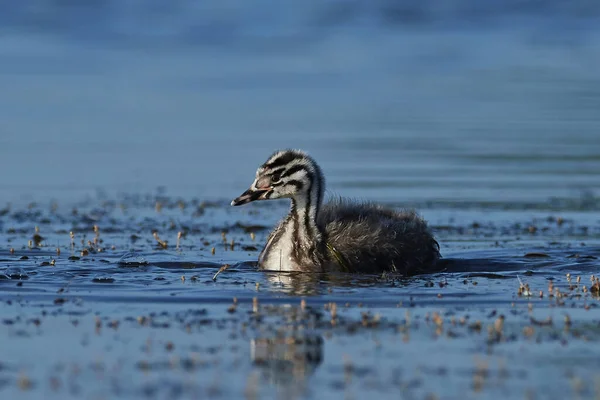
258,221,299,272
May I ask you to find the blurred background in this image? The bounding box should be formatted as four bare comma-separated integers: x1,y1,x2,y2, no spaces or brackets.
1,0,599,207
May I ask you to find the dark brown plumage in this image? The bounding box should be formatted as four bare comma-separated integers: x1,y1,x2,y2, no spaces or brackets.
318,198,440,274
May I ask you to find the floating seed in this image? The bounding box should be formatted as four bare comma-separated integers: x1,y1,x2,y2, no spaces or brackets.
252,297,259,313
176,231,182,250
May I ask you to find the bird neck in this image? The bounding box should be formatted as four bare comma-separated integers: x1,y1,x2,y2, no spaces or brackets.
289,174,324,264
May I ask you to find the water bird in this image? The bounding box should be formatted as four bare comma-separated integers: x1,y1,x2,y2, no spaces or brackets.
231,149,440,274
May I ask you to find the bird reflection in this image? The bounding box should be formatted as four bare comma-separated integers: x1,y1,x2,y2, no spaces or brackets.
263,270,411,296
263,271,325,295
250,333,324,390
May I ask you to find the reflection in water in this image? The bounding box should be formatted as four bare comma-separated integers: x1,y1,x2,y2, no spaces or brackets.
264,269,421,295
250,333,324,395
264,272,326,296
264,271,382,296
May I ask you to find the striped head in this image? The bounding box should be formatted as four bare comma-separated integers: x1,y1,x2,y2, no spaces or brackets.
231,149,324,206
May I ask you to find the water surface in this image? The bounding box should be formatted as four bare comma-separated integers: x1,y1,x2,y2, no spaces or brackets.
1,1,600,399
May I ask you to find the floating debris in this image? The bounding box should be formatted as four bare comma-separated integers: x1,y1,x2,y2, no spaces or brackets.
517,276,532,297
212,264,231,281
153,232,168,249
176,231,182,250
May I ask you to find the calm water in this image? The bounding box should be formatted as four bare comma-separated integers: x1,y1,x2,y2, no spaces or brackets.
1,2,600,206
1,2,600,399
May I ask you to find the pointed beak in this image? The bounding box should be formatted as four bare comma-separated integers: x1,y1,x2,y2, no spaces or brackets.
231,186,272,206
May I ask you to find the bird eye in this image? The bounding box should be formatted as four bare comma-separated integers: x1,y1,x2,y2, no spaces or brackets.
270,172,282,183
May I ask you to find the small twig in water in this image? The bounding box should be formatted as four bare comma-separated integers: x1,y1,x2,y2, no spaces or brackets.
212,264,230,281
153,232,168,249
176,231,182,251
517,275,532,297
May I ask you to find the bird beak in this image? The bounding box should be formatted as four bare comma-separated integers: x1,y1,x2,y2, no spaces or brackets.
231,186,272,206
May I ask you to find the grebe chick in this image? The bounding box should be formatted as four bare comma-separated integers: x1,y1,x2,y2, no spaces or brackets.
231,149,440,274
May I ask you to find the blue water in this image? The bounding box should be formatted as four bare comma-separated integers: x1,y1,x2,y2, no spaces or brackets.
1,2,600,399
1,1,600,206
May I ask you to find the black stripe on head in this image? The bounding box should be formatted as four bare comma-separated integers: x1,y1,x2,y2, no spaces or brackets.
286,180,304,191
281,164,306,179
264,151,304,169
266,166,286,176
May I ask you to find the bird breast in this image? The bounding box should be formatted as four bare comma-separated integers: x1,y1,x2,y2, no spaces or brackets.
258,221,300,272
